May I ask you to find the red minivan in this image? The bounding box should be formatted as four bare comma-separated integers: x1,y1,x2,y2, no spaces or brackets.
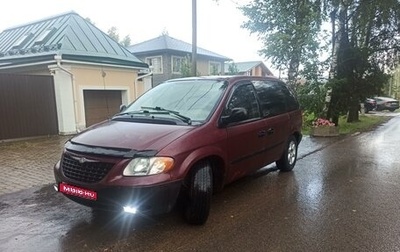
54,76,302,225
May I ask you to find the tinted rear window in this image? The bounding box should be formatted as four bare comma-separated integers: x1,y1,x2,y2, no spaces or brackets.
252,80,299,117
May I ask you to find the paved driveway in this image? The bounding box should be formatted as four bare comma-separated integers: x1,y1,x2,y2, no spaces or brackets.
0,135,70,195
0,133,341,196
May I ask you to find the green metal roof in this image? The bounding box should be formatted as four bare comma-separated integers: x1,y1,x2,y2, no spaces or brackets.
0,11,148,68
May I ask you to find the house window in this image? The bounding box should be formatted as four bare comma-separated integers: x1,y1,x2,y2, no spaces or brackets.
34,27,56,45
12,32,33,49
172,56,185,74
146,56,163,74
209,61,221,75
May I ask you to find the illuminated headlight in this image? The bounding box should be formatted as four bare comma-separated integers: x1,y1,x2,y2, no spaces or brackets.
123,206,138,214
123,157,174,176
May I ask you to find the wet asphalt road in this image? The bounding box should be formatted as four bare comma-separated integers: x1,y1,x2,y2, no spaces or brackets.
1,116,400,252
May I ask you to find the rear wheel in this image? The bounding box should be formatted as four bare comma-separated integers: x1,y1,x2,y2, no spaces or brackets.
183,161,213,225
276,136,298,172
389,108,396,112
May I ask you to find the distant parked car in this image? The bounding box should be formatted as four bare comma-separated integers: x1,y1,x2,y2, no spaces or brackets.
374,97,399,112
363,98,377,113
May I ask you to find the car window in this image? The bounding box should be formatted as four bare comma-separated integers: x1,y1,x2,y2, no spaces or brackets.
124,80,227,123
252,80,287,117
223,83,260,122
280,83,299,112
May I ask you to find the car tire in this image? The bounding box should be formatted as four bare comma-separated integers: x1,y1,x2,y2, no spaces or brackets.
389,109,396,112
183,161,213,225
276,135,298,172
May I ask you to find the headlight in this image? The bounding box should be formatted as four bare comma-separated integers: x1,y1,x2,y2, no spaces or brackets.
123,157,174,176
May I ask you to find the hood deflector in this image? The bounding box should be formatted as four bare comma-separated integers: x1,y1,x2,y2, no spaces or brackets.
66,141,158,158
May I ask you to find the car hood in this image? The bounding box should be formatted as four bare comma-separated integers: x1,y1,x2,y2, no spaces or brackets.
71,120,194,151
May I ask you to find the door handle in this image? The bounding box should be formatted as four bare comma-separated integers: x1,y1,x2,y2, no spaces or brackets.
266,128,274,135
257,130,266,137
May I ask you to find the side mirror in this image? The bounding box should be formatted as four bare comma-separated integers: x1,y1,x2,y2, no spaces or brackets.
219,107,248,127
119,104,127,112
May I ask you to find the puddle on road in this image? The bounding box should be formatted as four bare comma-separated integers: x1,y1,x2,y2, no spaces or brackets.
0,184,169,251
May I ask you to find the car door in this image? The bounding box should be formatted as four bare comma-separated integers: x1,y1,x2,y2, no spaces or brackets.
222,82,266,183
253,80,290,164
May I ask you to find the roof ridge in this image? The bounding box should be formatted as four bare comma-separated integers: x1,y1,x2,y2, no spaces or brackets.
128,34,231,61
228,60,262,64
162,34,169,49
3,11,78,31
127,34,164,50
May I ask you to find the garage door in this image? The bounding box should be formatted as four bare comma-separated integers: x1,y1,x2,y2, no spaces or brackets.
83,90,122,127
0,73,58,140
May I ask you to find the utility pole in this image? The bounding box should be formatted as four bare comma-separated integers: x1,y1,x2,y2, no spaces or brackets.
191,0,197,77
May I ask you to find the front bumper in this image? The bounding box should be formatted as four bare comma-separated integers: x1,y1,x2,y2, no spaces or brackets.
54,170,182,215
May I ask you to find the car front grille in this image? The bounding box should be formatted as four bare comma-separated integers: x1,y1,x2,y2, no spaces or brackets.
61,154,114,183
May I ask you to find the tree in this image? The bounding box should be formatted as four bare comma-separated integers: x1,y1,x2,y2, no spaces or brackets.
240,0,400,126
179,55,201,77
326,0,400,124
107,26,119,43
241,0,323,88
297,79,328,120
85,18,95,25
227,62,239,75
107,26,132,47
180,55,193,77
121,35,131,47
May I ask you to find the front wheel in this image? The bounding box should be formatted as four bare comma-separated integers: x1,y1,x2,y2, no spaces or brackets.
183,161,213,225
276,136,298,172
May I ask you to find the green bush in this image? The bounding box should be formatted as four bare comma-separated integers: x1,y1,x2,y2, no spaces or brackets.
297,80,327,119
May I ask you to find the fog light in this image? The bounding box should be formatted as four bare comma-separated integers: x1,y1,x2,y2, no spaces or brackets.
123,206,138,214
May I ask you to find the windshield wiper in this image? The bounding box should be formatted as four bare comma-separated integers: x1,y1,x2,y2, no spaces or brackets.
114,111,142,117
141,106,192,125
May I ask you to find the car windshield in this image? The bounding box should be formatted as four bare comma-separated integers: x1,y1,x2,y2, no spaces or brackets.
120,79,227,124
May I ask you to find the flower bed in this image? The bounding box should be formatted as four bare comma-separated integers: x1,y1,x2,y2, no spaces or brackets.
310,126,339,137
310,118,339,137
